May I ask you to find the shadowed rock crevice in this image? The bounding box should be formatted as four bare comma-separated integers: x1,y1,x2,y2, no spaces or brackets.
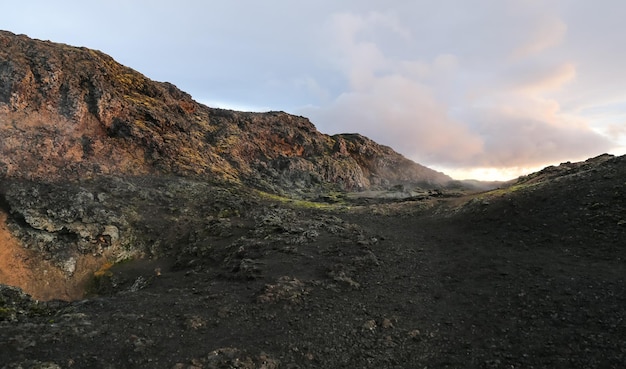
81,77,101,118
0,191,11,214
0,190,30,231
0,60,14,104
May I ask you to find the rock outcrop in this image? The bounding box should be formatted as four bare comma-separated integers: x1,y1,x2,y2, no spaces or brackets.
0,30,454,299
0,30,451,194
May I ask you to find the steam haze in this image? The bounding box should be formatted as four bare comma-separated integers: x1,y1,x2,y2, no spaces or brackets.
2,1,624,180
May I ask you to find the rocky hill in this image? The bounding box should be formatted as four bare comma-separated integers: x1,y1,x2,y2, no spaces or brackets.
0,29,452,303
0,30,451,195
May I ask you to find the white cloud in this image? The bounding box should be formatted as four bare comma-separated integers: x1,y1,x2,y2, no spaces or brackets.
302,11,485,164
2,0,625,180
302,73,485,164
292,77,332,104
510,62,577,95
511,17,567,59
302,5,616,177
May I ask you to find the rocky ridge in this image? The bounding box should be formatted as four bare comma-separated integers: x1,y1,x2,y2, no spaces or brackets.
0,30,451,194
0,29,450,302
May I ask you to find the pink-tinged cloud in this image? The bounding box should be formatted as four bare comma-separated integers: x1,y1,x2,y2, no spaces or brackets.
511,16,567,59
302,74,485,164
303,9,615,173
608,123,626,137
512,63,577,94
464,108,611,167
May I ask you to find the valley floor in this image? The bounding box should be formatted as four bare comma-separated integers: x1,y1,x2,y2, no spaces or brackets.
1,193,624,368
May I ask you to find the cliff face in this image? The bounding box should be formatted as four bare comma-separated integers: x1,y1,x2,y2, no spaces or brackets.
0,30,229,181
0,30,451,192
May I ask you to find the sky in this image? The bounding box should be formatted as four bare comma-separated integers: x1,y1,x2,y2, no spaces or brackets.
2,1,625,180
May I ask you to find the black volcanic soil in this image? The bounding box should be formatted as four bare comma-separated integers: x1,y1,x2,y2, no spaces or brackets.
1,156,625,368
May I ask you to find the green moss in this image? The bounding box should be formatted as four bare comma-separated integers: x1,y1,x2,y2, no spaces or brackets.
218,208,240,218
0,301,50,321
474,181,539,201
123,93,158,108
27,303,50,316
0,307,14,320
254,190,349,211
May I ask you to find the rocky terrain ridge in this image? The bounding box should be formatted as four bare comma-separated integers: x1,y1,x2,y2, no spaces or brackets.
0,29,450,303
0,30,450,195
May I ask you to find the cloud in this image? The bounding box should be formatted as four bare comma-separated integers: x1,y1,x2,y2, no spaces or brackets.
511,17,567,59
463,104,611,167
461,58,611,168
607,123,626,138
302,73,485,164
4,1,623,179
292,77,332,103
300,7,616,176
510,62,577,94
302,11,485,164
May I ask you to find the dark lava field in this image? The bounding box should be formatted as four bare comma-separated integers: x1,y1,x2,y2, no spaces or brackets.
1,154,624,369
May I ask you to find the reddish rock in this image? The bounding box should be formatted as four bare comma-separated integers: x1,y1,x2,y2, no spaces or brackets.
0,30,451,193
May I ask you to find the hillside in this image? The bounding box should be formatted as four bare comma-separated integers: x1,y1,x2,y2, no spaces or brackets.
0,30,451,195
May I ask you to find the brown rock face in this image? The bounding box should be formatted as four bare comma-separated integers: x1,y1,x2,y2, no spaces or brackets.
0,29,453,301
0,30,451,192
0,30,221,180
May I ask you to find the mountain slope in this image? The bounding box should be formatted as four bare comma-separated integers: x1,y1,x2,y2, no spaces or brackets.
0,30,451,194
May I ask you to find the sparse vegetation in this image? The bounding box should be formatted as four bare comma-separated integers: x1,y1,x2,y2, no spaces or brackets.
254,189,350,210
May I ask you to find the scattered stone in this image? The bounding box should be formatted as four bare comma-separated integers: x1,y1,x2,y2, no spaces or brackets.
328,270,360,289
257,276,310,304
381,318,394,329
363,319,377,331
185,315,207,330
408,329,421,339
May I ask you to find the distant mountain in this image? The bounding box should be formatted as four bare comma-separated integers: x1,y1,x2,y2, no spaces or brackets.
0,30,451,196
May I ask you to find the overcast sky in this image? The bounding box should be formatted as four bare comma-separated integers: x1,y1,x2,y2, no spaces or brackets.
2,1,625,180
